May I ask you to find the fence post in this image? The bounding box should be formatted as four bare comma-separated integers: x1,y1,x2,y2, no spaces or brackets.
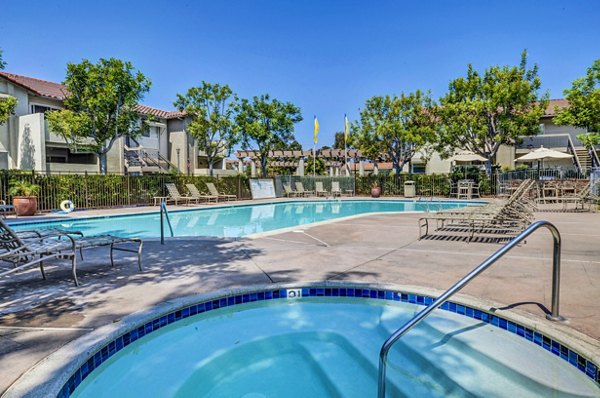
84,171,89,209
127,174,131,206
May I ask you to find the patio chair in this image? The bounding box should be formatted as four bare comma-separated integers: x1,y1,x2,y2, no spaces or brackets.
295,182,314,197
315,181,329,197
186,183,218,204
0,200,14,219
283,184,298,197
471,182,481,199
418,179,535,241
160,183,194,205
331,181,342,197
555,182,598,211
206,182,236,201
448,181,458,198
0,219,143,286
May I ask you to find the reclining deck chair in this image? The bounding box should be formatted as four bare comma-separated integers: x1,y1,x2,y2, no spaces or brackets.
163,183,194,205
206,182,236,201
0,219,143,286
186,183,218,203
295,182,314,197
418,179,536,241
283,184,298,197
315,181,329,197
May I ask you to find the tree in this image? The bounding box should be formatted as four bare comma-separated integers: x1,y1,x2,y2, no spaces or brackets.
46,58,151,173
235,94,303,177
553,59,600,148
0,48,17,125
333,132,346,149
353,90,437,174
436,51,548,172
306,157,327,175
174,82,240,176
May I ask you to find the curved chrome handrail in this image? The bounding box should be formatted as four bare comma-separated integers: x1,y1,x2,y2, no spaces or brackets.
160,200,174,244
377,220,563,398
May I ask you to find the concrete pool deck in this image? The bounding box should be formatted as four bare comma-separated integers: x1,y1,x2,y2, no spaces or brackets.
0,203,599,394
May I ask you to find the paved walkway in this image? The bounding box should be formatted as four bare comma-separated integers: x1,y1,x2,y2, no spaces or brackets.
1,206,599,393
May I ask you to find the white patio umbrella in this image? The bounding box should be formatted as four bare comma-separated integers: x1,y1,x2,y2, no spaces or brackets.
515,145,574,178
449,150,488,162
515,145,573,162
449,151,487,179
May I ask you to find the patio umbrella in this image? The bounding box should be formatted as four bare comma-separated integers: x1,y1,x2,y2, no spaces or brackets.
449,151,487,179
515,145,573,178
515,145,573,162
449,150,488,162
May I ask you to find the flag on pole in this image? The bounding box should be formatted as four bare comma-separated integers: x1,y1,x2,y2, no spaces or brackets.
313,116,319,144
344,114,349,142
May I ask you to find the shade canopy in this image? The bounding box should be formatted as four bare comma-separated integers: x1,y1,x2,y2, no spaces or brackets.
449,151,488,162
515,146,573,162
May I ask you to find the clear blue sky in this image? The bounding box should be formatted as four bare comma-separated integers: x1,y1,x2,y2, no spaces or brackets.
1,0,599,149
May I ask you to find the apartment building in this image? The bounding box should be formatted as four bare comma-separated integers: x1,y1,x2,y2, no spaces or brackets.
0,72,233,175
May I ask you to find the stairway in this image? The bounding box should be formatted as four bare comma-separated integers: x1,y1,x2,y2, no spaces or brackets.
574,148,592,172
124,146,174,175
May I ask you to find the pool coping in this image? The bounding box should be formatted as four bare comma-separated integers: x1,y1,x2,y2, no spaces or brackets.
3,281,599,397
6,197,487,226
7,198,487,240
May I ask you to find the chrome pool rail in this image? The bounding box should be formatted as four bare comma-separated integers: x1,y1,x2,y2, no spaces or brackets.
377,220,564,398
160,200,174,244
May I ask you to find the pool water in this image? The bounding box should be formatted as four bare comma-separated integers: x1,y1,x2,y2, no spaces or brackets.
11,200,477,239
72,298,599,397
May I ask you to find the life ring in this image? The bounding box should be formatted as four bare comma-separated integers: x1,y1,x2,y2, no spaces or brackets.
60,200,75,213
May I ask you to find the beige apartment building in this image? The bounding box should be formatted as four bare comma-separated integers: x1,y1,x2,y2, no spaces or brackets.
0,72,234,175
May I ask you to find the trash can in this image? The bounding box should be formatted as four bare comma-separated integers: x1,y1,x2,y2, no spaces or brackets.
404,180,415,198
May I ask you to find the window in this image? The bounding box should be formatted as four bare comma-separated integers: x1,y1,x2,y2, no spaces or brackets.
539,123,545,135
411,163,426,174
31,105,57,114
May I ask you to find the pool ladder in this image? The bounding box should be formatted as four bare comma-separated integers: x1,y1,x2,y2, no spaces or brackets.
160,200,174,244
377,220,564,398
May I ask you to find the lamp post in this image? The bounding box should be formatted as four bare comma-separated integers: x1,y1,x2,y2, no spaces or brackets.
176,148,181,174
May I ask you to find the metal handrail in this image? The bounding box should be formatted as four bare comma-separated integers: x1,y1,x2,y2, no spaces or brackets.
160,200,174,244
566,135,583,172
377,220,564,398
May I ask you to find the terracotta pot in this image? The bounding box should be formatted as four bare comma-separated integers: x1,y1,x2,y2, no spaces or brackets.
13,196,37,216
371,187,381,198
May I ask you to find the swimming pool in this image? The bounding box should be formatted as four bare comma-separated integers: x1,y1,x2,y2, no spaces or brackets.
10,284,598,397
11,200,480,239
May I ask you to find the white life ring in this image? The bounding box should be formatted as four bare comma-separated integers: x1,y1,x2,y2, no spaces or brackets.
60,200,75,213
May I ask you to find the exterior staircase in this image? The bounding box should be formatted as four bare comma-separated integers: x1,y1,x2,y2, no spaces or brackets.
124,146,175,175
574,148,592,172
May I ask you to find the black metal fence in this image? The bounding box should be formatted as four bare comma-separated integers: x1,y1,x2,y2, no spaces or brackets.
0,171,251,212
3,168,592,213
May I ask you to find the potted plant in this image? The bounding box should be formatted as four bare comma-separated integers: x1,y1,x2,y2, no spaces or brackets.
371,180,381,198
9,180,40,216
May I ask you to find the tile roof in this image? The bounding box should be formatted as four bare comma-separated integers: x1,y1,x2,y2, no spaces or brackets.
544,99,569,116
134,104,185,119
0,71,66,100
0,71,182,118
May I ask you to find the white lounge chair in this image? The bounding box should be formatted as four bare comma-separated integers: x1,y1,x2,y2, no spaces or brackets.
186,183,218,203
315,181,328,197
295,182,314,197
283,184,298,197
160,183,194,205
331,181,342,197
206,182,236,201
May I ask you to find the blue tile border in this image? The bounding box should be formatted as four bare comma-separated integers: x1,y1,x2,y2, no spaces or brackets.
57,286,600,397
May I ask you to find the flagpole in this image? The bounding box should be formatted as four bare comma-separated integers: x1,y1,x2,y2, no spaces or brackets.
313,144,316,179
344,114,349,176
344,146,347,176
